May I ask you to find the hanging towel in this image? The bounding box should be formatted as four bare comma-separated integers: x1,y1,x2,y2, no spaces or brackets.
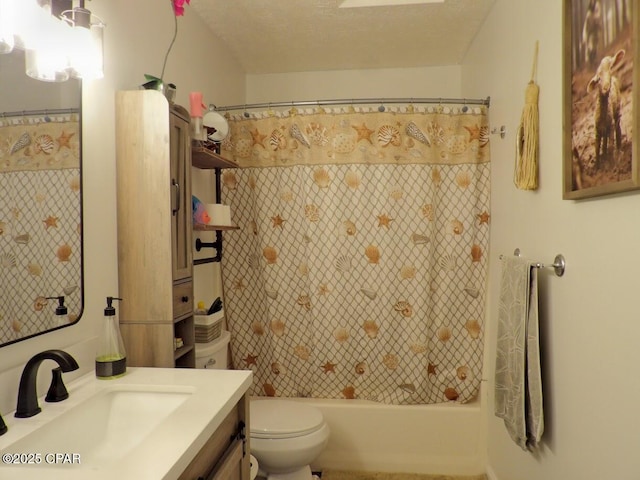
494,256,544,450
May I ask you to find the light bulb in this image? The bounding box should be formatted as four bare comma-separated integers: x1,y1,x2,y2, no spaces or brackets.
0,0,16,54
24,2,71,82
69,21,104,79
14,0,45,50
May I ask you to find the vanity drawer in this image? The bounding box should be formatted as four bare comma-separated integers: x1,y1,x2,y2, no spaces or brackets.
173,280,193,318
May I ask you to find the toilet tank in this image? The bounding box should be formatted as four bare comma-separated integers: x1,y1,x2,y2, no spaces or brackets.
195,330,231,369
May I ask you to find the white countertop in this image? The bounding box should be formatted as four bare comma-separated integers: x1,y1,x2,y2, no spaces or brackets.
0,367,252,479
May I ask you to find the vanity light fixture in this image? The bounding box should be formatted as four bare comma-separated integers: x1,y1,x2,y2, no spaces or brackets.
0,0,105,82
60,0,105,80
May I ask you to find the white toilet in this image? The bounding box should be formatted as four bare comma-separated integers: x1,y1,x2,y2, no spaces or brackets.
250,399,330,480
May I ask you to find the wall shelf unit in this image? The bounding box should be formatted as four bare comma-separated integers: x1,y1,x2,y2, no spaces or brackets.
194,224,240,231
192,145,239,264
192,146,239,169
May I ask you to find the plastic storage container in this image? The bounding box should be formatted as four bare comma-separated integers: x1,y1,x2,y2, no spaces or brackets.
194,309,224,343
195,330,230,369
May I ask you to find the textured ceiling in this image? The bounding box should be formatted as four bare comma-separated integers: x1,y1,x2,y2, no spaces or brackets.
189,0,496,74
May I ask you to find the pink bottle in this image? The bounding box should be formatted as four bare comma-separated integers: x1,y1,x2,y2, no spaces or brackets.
189,92,206,139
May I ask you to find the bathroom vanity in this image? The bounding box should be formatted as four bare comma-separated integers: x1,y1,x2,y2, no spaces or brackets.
0,367,252,479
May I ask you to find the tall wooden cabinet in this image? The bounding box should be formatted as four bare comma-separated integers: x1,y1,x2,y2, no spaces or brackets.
115,90,195,368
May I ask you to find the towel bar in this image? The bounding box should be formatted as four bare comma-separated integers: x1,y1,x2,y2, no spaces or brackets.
499,248,566,277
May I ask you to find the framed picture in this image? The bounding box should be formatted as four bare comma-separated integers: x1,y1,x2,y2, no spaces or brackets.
563,0,639,199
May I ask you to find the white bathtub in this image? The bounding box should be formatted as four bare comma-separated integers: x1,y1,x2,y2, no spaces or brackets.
251,396,486,476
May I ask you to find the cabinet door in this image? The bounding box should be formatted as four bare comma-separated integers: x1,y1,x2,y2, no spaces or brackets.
178,399,250,480
170,109,193,281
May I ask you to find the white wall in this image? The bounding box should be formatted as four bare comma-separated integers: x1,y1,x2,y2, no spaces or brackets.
463,1,640,479
245,65,462,104
0,0,245,416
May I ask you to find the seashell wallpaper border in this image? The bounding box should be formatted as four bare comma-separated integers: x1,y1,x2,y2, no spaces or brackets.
221,107,490,168
0,115,81,343
220,109,490,405
0,113,80,173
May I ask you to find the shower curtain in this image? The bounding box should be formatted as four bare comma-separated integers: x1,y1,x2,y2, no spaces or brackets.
220,104,490,404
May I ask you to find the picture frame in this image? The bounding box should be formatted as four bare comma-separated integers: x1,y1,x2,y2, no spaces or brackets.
563,0,639,199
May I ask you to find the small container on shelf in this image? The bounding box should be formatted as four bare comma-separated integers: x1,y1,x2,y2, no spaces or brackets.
194,308,224,343
193,195,238,230
204,203,231,226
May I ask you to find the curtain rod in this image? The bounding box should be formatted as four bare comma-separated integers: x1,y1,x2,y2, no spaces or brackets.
214,96,490,112
1,107,79,118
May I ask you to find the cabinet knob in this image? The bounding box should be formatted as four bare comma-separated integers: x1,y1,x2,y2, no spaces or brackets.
181,296,189,303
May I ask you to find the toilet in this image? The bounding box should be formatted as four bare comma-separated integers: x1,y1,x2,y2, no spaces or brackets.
250,399,330,480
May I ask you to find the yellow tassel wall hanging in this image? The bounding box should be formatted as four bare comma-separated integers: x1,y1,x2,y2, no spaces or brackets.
514,41,540,190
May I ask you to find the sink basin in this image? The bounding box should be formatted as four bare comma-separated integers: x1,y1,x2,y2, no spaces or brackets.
0,367,252,479
7,385,192,466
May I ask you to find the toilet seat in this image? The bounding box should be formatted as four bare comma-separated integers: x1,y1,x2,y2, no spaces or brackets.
251,400,325,439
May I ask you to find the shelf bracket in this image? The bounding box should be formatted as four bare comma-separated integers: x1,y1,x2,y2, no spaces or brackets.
195,237,221,252
195,231,222,263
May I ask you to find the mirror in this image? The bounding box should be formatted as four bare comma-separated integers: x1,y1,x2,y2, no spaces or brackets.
0,49,83,347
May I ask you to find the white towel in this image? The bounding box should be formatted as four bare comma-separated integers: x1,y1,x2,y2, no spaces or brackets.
494,255,544,450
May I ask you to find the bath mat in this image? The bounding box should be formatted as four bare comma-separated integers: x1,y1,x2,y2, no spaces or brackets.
320,470,487,480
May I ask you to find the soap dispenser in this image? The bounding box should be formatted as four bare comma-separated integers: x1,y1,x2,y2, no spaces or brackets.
96,297,126,379
46,296,67,328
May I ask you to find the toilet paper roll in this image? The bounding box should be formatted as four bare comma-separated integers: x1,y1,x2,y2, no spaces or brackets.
249,454,259,480
205,204,231,226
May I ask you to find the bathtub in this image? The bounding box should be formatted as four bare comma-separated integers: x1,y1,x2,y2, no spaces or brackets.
251,396,486,476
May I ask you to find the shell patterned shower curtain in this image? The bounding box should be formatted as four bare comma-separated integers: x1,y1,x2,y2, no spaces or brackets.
219,104,490,404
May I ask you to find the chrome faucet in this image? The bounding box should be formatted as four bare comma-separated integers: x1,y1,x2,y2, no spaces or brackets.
15,349,79,418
